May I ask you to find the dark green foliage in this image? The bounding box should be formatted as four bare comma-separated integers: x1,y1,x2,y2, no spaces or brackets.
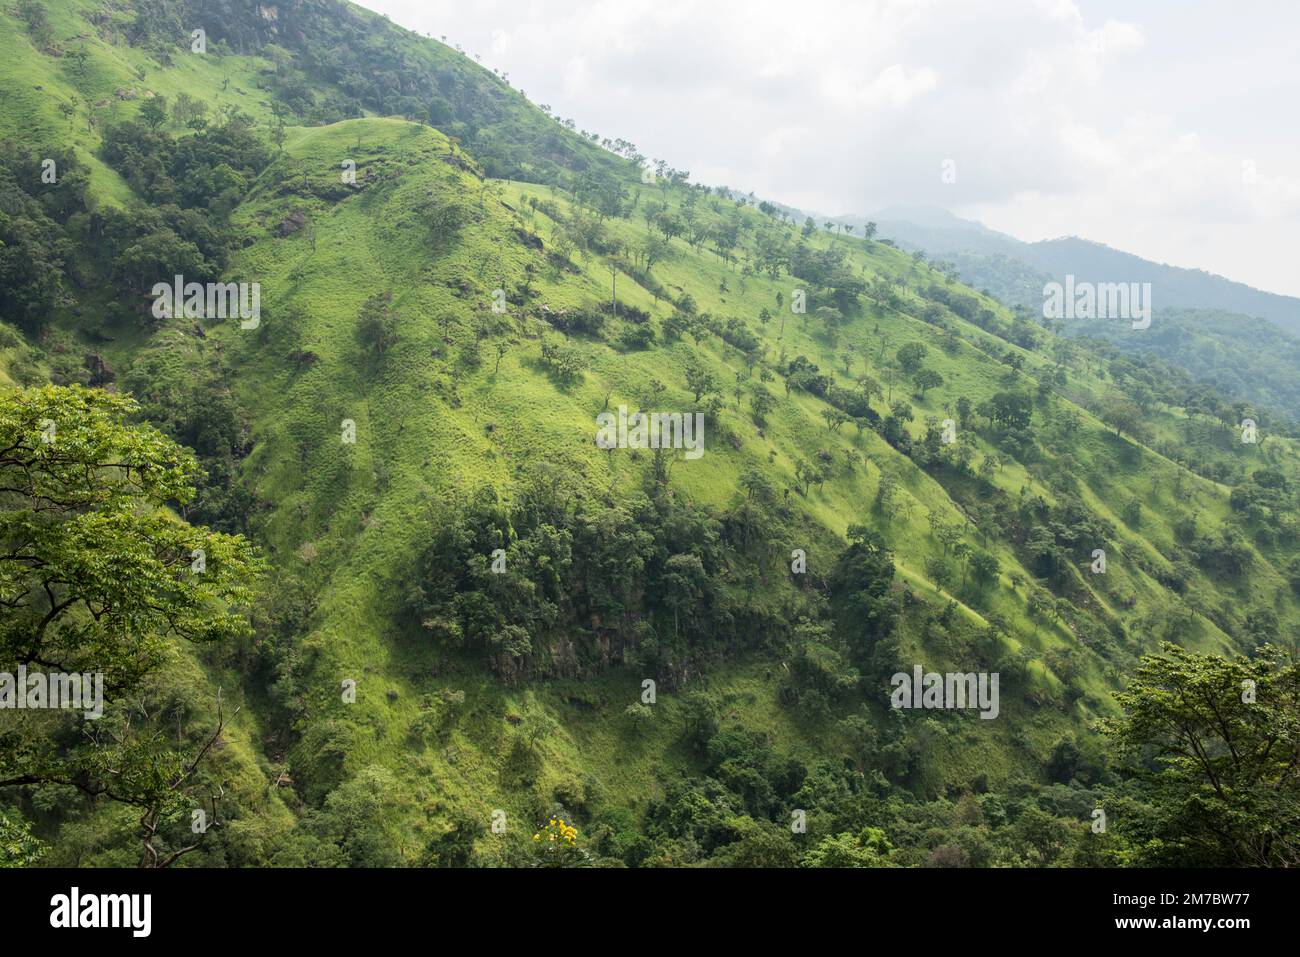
829,526,898,667
1103,643,1300,866
0,145,88,334
406,467,749,681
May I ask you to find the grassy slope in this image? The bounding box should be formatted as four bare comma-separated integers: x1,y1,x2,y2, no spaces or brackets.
3,0,1297,861
210,123,1293,853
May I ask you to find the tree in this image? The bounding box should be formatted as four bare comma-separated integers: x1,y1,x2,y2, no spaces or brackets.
519,711,559,748
639,234,670,272
538,337,584,382
841,347,856,376
793,459,819,497
913,368,944,397
624,702,654,735
955,395,973,425
1104,643,1300,866
714,817,799,867
896,342,927,375
1026,586,1058,622
874,472,899,513
986,391,1033,431
750,388,776,426
684,356,719,403
969,552,1000,594
815,305,843,337
66,45,91,80
936,522,965,556
0,386,263,866
1101,396,1145,440
422,192,469,251
0,808,44,866
830,526,897,661
271,114,288,153
822,408,849,432
1011,806,1070,865
856,375,883,407
117,230,208,299
171,92,208,129
803,828,893,867
420,811,483,867
739,465,774,502
659,553,705,637
16,0,53,48
355,291,397,356
139,96,168,131
924,555,954,591
1122,497,1142,528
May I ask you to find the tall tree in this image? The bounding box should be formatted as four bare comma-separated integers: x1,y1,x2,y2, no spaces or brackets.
0,386,263,866
1104,642,1300,866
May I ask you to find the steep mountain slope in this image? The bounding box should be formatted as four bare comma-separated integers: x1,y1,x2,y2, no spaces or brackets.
3,0,1298,867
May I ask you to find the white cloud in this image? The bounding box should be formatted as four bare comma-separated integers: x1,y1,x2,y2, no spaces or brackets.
821,64,939,112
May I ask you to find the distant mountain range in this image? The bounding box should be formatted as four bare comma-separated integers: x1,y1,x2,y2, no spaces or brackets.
850,206,1300,339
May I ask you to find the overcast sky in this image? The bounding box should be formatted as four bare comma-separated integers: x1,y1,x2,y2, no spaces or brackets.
357,0,1300,297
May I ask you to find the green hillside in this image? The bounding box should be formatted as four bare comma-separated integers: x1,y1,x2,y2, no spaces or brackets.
2,0,1298,869
866,213,1300,423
